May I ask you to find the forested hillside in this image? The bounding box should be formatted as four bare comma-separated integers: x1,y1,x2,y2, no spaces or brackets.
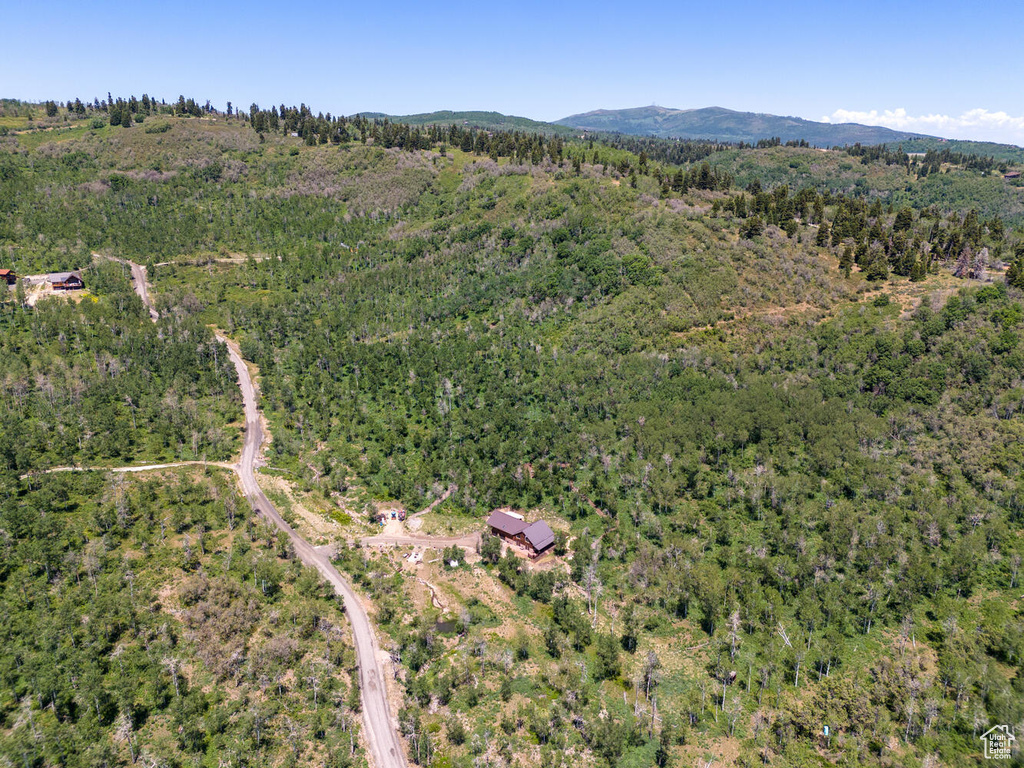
0,469,366,768
1,96,1023,768
0,261,239,471
555,106,929,147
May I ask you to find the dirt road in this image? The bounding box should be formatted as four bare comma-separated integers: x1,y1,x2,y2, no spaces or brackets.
19,461,231,479
92,253,159,322
111,253,406,768
408,484,457,520
218,333,407,768
362,532,481,550
130,261,159,321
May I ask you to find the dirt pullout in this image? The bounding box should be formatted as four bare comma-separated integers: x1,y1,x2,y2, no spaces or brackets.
260,473,343,542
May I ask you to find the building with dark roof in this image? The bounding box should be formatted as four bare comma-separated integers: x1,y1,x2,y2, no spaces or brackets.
47,271,84,291
523,520,555,554
486,510,555,557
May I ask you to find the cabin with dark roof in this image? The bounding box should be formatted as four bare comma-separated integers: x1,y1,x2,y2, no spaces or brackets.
486,510,555,557
522,520,555,555
47,271,84,291
0,269,16,286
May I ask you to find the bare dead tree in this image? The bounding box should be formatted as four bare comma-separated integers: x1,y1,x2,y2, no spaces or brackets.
776,623,792,648
728,610,741,660
115,711,138,763
644,650,661,701
162,657,181,697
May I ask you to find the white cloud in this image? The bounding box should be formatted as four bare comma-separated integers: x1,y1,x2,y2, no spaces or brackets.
820,108,1024,146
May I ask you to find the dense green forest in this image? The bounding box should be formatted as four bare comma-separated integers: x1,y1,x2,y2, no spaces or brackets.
1,96,1023,767
0,262,239,471
0,469,366,768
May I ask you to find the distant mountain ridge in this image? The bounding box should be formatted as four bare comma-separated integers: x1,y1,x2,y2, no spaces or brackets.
353,106,1024,156
354,110,574,135
555,105,933,147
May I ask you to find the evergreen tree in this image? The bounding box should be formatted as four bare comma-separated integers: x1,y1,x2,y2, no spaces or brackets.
741,215,764,239
733,193,747,218
621,603,639,653
864,243,889,281
594,633,621,680
816,222,830,247
910,256,927,282
839,246,856,280
1007,257,1024,290
893,207,914,231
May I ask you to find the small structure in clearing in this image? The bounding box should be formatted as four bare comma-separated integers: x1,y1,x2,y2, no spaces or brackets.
0,269,16,286
486,510,555,558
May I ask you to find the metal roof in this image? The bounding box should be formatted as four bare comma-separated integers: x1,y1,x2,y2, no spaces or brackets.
486,510,528,536
46,271,82,283
523,520,555,552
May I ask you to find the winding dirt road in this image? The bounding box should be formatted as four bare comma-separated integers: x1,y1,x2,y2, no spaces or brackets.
120,258,407,768
219,335,406,768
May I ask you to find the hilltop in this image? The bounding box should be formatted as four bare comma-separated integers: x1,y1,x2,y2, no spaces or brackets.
354,109,575,135
889,135,1024,163
556,104,932,146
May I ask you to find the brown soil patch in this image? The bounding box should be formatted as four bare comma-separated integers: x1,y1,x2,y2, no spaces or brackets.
257,473,356,545
678,735,742,767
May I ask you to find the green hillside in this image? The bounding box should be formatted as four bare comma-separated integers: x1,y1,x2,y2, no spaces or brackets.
2,98,1024,768
557,105,931,146
356,109,575,135
888,136,1024,164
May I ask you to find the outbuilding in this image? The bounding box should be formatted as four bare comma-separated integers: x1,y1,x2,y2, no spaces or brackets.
0,269,16,286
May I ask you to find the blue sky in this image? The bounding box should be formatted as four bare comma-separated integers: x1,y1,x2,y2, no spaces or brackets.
4,0,1024,144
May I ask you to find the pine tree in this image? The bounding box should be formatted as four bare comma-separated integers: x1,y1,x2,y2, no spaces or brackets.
864,243,889,281
621,603,639,653
734,193,747,218
1007,257,1024,289
594,632,621,680
816,222,830,247
742,216,764,239
839,245,854,278
893,207,914,231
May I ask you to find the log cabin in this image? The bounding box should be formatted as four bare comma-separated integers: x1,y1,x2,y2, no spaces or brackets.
46,271,84,291
486,510,556,557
